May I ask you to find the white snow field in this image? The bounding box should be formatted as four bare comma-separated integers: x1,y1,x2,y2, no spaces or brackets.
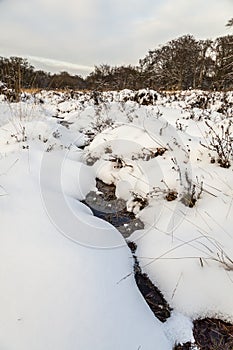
0,89,233,349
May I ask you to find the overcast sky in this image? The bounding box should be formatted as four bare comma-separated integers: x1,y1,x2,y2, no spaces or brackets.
0,0,232,76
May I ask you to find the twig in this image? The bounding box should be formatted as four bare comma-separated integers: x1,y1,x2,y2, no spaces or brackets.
171,272,183,299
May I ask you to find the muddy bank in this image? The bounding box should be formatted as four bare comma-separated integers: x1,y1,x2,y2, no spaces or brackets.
174,318,233,350
193,318,233,350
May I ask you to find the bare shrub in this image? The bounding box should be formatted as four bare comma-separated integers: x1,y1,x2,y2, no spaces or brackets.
181,173,203,208
203,120,233,168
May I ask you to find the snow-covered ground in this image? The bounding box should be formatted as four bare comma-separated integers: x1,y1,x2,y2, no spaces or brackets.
0,89,233,349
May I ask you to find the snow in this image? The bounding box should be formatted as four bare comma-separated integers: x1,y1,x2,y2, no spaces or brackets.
1,89,233,349
163,311,194,345
0,139,170,350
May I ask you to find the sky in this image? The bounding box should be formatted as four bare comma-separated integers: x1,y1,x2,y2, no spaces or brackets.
0,0,232,76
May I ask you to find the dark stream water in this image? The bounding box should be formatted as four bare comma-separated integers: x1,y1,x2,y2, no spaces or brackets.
82,179,172,322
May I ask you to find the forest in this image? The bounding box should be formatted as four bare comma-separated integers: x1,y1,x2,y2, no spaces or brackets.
0,33,232,92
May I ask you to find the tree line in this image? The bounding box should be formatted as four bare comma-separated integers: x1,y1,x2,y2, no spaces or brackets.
0,32,232,92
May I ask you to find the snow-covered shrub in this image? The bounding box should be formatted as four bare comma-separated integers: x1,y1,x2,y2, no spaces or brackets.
204,120,233,168
133,89,158,105
83,104,114,144
180,173,203,208
121,89,158,105
0,81,18,102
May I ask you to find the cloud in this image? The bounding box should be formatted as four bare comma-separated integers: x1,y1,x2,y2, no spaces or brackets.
27,55,93,75
134,0,233,56
0,0,232,74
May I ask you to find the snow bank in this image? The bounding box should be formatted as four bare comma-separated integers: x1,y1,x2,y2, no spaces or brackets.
0,104,170,349
1,89,233,348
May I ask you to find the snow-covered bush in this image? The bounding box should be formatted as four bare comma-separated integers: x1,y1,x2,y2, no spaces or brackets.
204,120,233,168
180,173,203,208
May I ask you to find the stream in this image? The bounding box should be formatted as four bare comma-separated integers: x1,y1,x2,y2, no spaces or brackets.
82,178,233,350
